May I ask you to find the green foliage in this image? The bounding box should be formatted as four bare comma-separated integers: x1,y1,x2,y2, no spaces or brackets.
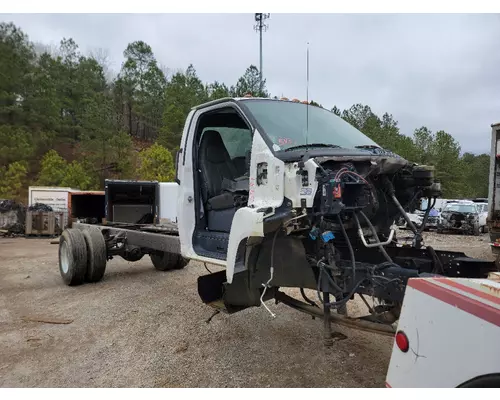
37,149,96,190
137,142,174,182
0,125,35,164
79,90,134,185
0,22,36,125
412,126,434,165
231,65,268,97
60,160,93,190
333,103,486,198
37,150,67,186
331,106,341,116
0,161,28,199
117,40,167,139
207,81,230,100
459,153,490,198
159,65,207,150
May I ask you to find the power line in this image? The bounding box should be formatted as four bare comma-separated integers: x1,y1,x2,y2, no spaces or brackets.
254,13,270,95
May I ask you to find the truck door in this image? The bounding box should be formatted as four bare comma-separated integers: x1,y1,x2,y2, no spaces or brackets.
225,127,285,283
177,102,255,264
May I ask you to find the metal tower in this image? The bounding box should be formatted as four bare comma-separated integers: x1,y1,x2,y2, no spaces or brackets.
254,13,270,94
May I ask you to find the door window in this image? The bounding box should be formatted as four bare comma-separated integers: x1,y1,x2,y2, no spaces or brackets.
201,127,252,160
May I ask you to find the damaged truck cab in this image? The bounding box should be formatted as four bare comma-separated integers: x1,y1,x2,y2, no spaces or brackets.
176,97,496,338
59,97,497,346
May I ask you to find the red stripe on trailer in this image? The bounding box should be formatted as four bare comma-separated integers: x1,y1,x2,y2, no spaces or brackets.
432,278,500,306
408,279,500,328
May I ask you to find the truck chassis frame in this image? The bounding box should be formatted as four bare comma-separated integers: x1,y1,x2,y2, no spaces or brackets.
61,220,497,341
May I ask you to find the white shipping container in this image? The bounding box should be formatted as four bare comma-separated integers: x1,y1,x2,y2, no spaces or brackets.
28,186,75,211
28,186,78,230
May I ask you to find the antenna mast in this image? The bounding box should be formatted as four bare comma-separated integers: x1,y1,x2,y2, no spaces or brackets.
254,13,270,94
306,42,310,149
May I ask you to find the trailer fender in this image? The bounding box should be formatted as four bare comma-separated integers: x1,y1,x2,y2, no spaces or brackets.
226,207,265,284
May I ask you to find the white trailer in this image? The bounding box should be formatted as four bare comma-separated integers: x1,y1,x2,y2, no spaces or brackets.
488,122,500,266
386,273,500,387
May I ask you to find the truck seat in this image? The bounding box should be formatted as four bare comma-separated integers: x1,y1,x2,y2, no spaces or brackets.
198,130,248,232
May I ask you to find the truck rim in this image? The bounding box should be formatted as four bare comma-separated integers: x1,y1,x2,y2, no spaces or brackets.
60,241,70,274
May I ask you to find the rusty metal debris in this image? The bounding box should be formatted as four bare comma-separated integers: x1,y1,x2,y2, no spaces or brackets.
0,200,26,235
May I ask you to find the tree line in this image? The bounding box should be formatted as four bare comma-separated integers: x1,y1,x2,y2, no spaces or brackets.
0,21,489,202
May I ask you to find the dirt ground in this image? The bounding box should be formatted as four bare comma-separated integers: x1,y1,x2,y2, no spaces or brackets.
0,230,495,388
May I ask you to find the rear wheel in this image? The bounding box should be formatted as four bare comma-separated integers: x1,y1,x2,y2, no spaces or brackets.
82,228,107,283
150,251,188,271
59,229,88,286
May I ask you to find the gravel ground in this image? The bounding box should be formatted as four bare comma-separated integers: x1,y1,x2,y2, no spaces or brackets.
0,230,494,388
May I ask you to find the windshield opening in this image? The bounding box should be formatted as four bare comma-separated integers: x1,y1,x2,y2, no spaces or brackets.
240,99,379,151
444,204,477,213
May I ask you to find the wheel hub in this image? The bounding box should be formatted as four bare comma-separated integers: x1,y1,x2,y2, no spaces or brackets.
60,241,70,274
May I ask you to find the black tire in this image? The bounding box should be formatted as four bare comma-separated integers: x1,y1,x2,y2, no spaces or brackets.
82,228,107,283
458,374,500,388
59,229,88,286
150,251,188,271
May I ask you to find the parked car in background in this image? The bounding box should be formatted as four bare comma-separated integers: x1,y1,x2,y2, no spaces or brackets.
437,201,482,235
396,210,424,229
425,207,440,229
396,206,440,231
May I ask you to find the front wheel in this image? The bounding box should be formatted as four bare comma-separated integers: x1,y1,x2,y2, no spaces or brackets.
150,251,188,271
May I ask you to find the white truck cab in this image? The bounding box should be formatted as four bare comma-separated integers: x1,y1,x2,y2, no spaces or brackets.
58,97,499,355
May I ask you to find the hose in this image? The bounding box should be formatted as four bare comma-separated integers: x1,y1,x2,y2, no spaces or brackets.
317,260,344,293
427,245,445,274
319,277,368,308
382,175,422,247
355,211,393,264
260,227,281,318
300,288,318,308
337,214,356,283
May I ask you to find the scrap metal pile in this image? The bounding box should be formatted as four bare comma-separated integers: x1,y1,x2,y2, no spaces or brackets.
0,201,55,236
0,200,27,236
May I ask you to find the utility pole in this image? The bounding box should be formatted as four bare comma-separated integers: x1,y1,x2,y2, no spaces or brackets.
254,13,270,94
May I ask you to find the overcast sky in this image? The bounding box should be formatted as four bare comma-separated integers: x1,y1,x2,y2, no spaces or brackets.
2,13,499,154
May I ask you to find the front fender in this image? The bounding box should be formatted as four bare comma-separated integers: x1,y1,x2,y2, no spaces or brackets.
226,207,265,284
